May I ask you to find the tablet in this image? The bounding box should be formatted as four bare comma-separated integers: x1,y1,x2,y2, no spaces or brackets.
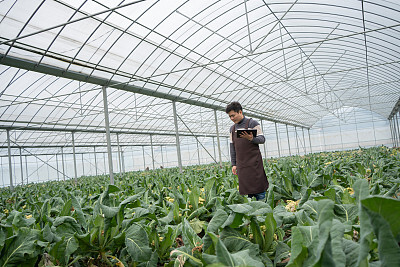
236,129,257,138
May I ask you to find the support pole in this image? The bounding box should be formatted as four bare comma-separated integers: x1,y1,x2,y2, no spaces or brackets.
172,101,183,171
142,146,146,170
72,132,78,184
94,146,98,176
275,122,281,157
302,127,307,154
150,134,155,170
7,129,13,190
25,155,28,184
81,153,85,176
295,126,300,155
121,151,125,173
396,113,400,146
56,153,59,181
212,137,216,162
197,140,201,165
390,119,395,147
395,118,398,147
214,110,222,166
286,124,291,156
19,147,24,186
117,134,122,173
308,129,313,154
161,145,164,167
61,147,65,181
261,120,267,159
102,86,114,185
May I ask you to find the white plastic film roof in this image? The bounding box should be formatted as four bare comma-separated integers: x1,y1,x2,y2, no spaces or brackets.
0,0,400,152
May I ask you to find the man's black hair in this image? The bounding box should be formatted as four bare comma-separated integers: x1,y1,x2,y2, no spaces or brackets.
225,101,242,114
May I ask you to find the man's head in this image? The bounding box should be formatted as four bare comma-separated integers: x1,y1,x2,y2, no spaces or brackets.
226,101,244,124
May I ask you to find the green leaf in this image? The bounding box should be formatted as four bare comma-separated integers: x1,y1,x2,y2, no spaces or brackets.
361,196,400,239
250,217,264,251
266,185,275,209
303,199,334,266
247,201,273,216
264,213,277,251
0,228,43,267
330,219,346,267
188,186,200,210
274,241,290,267
207,209,228,233
230,249,264,267
182,218,202,249
334,204,358,223
362,197,400,266
190,218,205,234
159,226,177,255
48,235,78,266
227,204,253,214
70,194,87,230
342,238,360,267
220,227,259,253
216,238,235,266
187,207,207,221
287,227,307,267
354,179,374,267
125,223,152,262
100,204,119,219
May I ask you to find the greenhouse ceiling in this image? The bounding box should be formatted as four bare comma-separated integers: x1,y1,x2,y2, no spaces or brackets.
0,0,399,145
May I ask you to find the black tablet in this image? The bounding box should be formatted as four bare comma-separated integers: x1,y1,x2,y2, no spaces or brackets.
236,129,257,138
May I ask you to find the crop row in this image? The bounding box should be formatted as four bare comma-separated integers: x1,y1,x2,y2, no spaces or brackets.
0,146,399,266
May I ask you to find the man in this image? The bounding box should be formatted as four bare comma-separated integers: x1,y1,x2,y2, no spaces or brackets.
226,102,269,201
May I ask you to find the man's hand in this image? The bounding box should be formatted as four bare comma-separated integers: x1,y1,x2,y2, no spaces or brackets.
232,166,237,175
239,131,254,141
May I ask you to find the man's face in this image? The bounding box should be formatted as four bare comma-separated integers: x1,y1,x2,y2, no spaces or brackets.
228,110,244,124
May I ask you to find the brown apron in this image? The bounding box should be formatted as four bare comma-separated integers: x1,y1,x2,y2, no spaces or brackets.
232,118,269,195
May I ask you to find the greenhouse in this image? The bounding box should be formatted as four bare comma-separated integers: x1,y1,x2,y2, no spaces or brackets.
0,0,399,266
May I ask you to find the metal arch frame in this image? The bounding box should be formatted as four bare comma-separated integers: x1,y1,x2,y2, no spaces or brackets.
0,54,307,128
142,5,325,126
0,0,398,155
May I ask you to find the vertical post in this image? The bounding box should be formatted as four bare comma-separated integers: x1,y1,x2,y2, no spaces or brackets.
81,153,85,176
396,113,400,146
94,146,98,176
142,146,146,170
102,86,114,185
71,132,78,184
354,108,360,147
150,135,155,169
391,119,397,147
19,147,24,186
286,124,291,156
214,110,222,166
103,152,107,174
295,126,300,155
7,129,14,190
395,117,398,147
302,127,307,154
308,129,313,154
172,101,183,171
212,137,216,162
61,147,66,181
196,139,201,165
56,153,59,181
275,122,281,157
261,120,267,159
227,137,230,159
161,145,164,167
117,134,122,173
121,151,125,173
25,155,28,184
